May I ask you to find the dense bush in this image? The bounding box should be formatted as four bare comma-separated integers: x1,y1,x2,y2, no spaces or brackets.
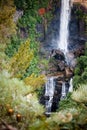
9,39,33,78
14,0,49,11
73,44,87,88
5,36,23,57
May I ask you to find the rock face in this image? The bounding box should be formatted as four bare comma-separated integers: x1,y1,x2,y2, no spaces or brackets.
72,0,87,9
73,45,85,57
72,0,87,8
65,67,74,78
48,49,75,77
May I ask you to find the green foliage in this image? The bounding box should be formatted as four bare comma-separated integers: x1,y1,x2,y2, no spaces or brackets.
73,75,81,89
14,0,39,11
82,71,87,81
74,67,81,75
14,0,50,11
58,93,78,111
17,9,41,54
0,72,44,129
75,7,83,19
9,39,33,78
23,57,40,78
18,10,40,28
73,44,87,88
1,0,87,129
0,43,9,71
24,73,46,89
5,36,23,57
72,84,87,103
77,56,87,69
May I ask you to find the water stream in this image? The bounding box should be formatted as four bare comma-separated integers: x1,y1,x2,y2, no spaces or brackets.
58,0,72,98
45,77,55,115
69,78,73,92
61,82,66,99
58,0,71,54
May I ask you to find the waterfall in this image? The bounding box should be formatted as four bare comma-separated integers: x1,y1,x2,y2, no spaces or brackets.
69,78,73,92
58,0,71,54
61,82,66,99
45,77,55,115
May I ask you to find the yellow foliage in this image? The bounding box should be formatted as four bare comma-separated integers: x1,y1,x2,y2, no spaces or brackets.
24,73,46,88
0,0,16,43
9,39,34,77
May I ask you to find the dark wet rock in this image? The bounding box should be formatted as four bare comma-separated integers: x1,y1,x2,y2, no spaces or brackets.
66,52,77,67
57,61,65,71
57,80,64,85
44,96,49,100
65,81,70,93
39,96,45,105
49,60,65,72
73,45,85,57
51,96,60,112
50,49,65,61
51,81,62,112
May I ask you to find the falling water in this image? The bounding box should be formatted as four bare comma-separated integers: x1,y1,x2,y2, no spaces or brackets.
69,78,73,92
61,82,66,99
45,77,55,115
58,0,71,54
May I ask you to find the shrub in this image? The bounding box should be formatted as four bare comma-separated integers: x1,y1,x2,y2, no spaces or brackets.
9,39,33,78
24,73,46,89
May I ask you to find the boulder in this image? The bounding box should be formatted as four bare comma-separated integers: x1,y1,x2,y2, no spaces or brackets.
57,61,65,71
50,49,65,61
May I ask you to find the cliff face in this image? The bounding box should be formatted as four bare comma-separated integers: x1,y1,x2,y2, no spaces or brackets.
72,0,87,9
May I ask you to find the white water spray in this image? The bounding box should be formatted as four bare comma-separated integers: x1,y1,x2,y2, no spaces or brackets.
61,82,66,99
58,0,71,54
69,78,73,92
45,77,55,114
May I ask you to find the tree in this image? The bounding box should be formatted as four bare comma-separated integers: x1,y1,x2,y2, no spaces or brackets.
9,39,33,78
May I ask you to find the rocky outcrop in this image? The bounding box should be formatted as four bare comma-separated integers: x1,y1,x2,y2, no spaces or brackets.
48,49,75,77
40,45,85,112
50,49,65,61
65,67,74,78
73,45,85,56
